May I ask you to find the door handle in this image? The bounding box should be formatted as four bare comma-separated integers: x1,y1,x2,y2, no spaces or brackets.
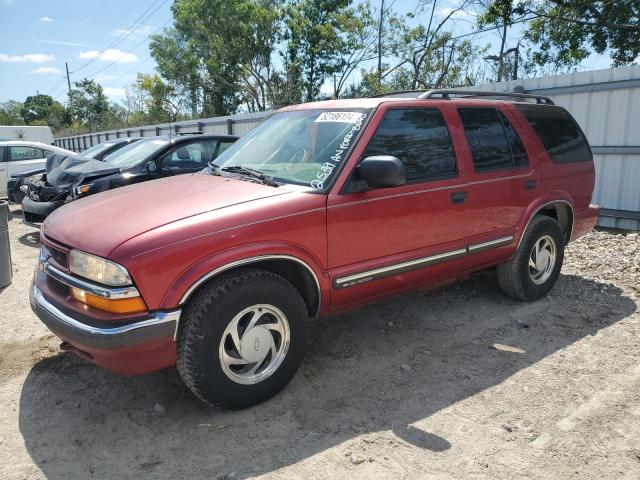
451,191,468,204
524,180,537,190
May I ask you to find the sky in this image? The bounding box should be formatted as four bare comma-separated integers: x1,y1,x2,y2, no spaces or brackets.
0,0,612,106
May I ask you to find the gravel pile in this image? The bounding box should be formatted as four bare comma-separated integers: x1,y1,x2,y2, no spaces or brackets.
564,230,640,296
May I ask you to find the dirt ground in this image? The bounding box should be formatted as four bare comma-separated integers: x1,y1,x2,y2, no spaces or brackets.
0,203,639,480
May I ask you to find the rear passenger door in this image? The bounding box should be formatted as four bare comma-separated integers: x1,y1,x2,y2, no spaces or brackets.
455,105,539,240
7,146,48,177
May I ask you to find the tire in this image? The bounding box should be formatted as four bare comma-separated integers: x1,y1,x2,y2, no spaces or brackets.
497,215,565,301
176,269,309,408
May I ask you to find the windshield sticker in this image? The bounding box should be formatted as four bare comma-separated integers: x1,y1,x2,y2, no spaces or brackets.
315,111,366,123
311,112,367,190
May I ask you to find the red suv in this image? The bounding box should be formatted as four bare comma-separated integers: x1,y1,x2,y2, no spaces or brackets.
31,90,599,408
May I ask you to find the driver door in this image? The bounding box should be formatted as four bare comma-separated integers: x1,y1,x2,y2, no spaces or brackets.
158,140,216,176
326,104,471,309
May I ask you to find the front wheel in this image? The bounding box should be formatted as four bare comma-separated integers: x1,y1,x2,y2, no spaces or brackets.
497,215,565,301
176,269,309,408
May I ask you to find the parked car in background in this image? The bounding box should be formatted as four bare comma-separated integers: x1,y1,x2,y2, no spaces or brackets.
21,134,238,225
30,90,599,408
77,138,141,161
1,141,74,198
0,125,54,144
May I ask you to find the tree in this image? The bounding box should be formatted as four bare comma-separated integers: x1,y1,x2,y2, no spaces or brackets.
526,0,640,68
68,78,110,130
477,0,530,81
283,0,355,101
0,100,25,125
19,94,70,130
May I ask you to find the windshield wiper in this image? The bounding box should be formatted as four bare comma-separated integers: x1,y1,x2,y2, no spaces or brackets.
207,161,222,175
220,166,279,187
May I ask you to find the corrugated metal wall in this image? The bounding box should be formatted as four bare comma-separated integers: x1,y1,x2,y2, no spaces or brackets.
461,65,640,230
55,66,640,230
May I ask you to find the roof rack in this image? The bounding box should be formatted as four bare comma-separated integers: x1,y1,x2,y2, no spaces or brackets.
417,89,554,105
372,89,431,98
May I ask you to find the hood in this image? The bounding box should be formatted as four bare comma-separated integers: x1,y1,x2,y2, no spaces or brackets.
45,153,120,189
42,173,291,257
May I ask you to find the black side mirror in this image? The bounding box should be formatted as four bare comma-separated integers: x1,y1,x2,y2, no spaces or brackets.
354,155,406,190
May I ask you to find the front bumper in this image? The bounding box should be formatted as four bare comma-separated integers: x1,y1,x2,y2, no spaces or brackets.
22,196,64,226
31,283,181,375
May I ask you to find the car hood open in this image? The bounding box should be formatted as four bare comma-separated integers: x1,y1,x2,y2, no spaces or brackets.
42,173,291,257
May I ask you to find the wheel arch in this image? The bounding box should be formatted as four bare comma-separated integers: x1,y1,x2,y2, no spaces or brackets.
516,199,575,251
177,255,322,319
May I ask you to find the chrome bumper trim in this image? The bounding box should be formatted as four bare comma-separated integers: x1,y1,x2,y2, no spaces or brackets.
31,285,181,349
40,256,140,299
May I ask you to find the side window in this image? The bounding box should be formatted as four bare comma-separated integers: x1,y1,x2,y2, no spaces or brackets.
9,146,43,161
516,105,592,163
164,140,215,170
362,108,457,183
459,108,528,172
498,111,527,167
215,141,234,158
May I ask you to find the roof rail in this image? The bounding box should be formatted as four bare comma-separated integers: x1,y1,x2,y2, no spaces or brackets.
417,89,555,105
371,89,431,98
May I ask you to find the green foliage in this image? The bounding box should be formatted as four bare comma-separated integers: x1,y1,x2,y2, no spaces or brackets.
0,100,25,125
68,78,110,129
526,0,640,68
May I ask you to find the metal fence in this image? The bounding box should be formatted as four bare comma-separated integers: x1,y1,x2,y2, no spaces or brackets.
55,65,640,230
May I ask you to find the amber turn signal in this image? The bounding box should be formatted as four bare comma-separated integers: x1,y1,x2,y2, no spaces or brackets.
71,287,147,314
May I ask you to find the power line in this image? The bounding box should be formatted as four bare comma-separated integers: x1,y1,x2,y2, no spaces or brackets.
103,56,154,88
83,18,171,80
71,0,169,74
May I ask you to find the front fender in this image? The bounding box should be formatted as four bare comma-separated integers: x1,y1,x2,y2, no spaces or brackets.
159,241,330,314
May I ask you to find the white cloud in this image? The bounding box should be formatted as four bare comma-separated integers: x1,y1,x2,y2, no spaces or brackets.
40,16,53,23
0,53,55,63
103,87,126,99
33,38,97,48
111,24,153,37
77,48,138,63
30,66,61,74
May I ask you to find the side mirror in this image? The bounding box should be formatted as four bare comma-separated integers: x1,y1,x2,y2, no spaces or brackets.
146,160,158,175
355,155,406,190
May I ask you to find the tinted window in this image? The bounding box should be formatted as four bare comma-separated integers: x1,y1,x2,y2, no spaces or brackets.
516,105,592,163
498,111,527,167
362,108,457,182
459,108,522,172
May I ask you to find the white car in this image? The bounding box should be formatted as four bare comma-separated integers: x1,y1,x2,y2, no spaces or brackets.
0,141,74,198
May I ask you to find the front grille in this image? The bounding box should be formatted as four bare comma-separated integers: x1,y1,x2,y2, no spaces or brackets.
41,240,69,270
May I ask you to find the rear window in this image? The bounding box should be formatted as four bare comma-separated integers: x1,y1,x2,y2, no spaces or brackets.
516,105,592,163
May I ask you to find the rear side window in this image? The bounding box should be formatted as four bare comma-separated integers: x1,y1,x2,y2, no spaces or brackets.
362,108,457,183
458,108,528,173
8,146,45,161
516,105,592,163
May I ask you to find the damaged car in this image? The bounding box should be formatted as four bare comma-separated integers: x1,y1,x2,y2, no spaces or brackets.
21,134,238,225
8,138,140,203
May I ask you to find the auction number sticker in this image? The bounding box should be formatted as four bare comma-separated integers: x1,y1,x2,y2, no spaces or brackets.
310,112,367,190
314,111,365,123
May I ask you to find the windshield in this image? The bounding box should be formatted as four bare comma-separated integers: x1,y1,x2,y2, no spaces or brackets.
80,142,117,159
103,138,169,168
212,109,371,190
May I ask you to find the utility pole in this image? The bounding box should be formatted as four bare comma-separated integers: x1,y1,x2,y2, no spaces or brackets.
65,62,72,95
377,0,385,85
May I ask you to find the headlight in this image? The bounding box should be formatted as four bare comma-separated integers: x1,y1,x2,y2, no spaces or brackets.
69,250,132,286
22,173,44,185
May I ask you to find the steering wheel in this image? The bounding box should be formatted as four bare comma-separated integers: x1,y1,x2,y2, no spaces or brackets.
286,148,308,171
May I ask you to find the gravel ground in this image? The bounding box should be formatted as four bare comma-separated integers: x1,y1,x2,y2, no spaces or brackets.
0,203,639,480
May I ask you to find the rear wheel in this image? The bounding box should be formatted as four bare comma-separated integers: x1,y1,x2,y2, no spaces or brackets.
176,269,309,408
497,216,565,301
